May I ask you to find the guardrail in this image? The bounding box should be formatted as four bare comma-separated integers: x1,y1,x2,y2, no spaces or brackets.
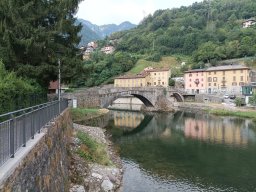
0,99,68,167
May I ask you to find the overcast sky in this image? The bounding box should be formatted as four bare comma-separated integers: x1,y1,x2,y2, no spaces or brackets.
76,0,204,25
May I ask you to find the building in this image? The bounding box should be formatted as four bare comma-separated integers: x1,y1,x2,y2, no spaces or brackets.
184,65,250,94
114,67,171,88
101,46,115,54
48,80,69,94
184,69,207,94
242,18,256,28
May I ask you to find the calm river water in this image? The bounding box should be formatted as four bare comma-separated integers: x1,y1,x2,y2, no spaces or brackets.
104,110,256,192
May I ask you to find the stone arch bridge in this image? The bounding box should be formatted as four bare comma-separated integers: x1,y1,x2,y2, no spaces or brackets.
99,87,185,108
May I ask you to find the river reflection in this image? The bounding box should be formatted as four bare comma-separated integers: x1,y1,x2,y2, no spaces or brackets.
106,110,256,192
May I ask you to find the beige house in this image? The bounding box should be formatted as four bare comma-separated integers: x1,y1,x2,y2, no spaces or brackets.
114,67,171,88
184,65,250,94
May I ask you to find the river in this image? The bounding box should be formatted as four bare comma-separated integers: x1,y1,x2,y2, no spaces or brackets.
104,110,256,192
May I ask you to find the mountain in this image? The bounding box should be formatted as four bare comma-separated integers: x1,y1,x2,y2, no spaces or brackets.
77,19,136,46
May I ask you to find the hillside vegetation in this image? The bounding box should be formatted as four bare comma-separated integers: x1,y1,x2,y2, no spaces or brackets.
112,0,256,69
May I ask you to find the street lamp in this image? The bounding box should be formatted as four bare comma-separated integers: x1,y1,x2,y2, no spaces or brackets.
58,58,61,114
58,58,61,102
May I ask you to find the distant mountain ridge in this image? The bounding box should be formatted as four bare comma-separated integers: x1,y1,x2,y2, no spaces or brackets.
77,19,136,46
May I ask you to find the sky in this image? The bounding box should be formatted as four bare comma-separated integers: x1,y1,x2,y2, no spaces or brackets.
76,0,204,25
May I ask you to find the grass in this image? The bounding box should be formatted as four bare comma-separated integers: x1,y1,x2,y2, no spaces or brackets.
128,56,179,75
71,108,100,122
209,109,256,120
76,131,112,165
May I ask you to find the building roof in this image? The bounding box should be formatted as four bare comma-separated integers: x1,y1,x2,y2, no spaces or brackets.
184,69,206,73
145,68,170,72
185,65,249,73
206,65,249,71
49,80,59,89
243,18,256,23
115,73,149,80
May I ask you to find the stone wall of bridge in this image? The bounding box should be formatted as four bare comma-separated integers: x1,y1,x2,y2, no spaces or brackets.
0,109,72,191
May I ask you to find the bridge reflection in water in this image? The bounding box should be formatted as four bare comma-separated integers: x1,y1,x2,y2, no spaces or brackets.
109,110,256,146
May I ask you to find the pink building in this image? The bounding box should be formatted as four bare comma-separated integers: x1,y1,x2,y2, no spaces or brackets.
184,69,207,94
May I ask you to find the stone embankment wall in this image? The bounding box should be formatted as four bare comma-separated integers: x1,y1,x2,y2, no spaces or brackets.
64,87,101,108
195,94,223,103
0,109,72,192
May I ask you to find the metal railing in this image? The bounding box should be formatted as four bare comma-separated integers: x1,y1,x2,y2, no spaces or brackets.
0,99,68,167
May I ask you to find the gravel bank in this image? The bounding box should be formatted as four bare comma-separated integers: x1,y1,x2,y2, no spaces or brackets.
69,123,123,192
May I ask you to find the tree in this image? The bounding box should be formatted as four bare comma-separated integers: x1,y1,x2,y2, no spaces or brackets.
0,0,83,87
249,93,256,106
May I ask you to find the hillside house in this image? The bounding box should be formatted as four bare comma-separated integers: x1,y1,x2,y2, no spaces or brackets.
101,46,115,54
242,18,256,28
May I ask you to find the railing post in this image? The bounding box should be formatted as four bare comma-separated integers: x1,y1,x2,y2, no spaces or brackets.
31,109,35,139
22,111,26,147
10,114,15,158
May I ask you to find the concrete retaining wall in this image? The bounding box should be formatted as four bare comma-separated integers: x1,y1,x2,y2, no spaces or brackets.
0,109,72,192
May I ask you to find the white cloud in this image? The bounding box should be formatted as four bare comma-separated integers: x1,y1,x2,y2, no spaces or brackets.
76,0,203,25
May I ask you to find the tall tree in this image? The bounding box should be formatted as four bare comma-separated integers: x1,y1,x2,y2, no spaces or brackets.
0,0,83,87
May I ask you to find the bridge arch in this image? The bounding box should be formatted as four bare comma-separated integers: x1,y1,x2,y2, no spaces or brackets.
172,92,184,102
102,93,154,108
131,94,154,107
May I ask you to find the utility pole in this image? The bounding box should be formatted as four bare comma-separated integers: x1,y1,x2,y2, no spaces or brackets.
58,58,61,113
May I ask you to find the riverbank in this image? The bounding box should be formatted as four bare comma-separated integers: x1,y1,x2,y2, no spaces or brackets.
69,109,123,192
178,102,256,120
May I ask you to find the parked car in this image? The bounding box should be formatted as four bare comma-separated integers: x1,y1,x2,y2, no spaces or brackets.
223,94,229,99
229,94,236,99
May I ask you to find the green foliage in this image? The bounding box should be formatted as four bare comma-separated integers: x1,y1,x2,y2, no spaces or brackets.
0,0,83,87
112,0,256,64
0,61,44,114
71,108,100,122
234,97,243,107
169,78,175,86
249,93,256,106
209,109,256,120
76,131,112,165
77,51,137,87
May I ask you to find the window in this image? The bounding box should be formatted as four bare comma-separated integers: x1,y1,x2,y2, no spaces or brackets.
162,82,164,85
189,73,192,77
213,77,217,82
154,73,156,76
154,82,156,85
209,83,211,86
189,84,191,87
201,78,204,81
214,83,216,86
214,71,216,74
209,72,211,75
240,76,243,81
189,79,191,82
233,70,236,74
233,76,236,81
239,82,244,86
201,84,204,87
196,73,198,76
232,82,237,86
208,77,212,82
222,77,225,81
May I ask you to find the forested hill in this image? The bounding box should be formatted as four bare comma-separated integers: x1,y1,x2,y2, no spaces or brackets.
113,0,256,65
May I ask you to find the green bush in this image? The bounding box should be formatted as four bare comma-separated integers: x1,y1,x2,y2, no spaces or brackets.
0,61,44,114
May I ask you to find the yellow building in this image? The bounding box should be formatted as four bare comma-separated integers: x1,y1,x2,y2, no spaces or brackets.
114,67,171,88
184,65,250,94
